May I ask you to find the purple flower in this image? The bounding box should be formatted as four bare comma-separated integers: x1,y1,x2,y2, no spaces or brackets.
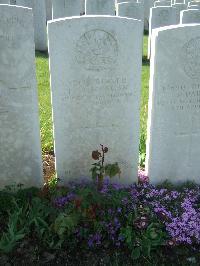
138,169,149,184
88,233,102,247
54,192,76,208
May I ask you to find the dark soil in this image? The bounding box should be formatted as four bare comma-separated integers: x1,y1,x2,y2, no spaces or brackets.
0,242,132,266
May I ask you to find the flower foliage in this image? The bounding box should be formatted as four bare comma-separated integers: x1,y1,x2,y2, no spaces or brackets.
0,174,200,263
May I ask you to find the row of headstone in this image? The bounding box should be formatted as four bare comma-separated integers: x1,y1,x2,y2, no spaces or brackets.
116,1,144,30
146,23,200,184
0,4,143,187
15,0,47,51
1,4,200,188
148,1,200,58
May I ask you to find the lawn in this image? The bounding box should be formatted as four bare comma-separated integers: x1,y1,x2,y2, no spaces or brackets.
36,34,150,160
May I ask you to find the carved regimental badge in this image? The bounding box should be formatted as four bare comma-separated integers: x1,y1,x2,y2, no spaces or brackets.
182,37,200,79
75,29,118,71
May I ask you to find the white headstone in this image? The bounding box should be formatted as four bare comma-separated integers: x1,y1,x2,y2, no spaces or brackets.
188,1,200,8
146,24,200,184
181,9,200,23
48,16,143,184
16,0,47,51
172,3,187,23
0,5,43,188
85,0,115,15
46,0,52,21
144,0,156,31
154,0,172,7
80,0,85,15
117,1,144,29
148,6,176,58
52,0,81,19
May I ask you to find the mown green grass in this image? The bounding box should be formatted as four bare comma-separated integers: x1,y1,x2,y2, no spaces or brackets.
36,35,150,157
35,51,53,153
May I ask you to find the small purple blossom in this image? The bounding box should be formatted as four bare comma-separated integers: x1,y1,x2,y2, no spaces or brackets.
54,192,76,208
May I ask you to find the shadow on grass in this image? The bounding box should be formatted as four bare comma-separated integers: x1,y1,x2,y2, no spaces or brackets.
35,51,48,58
142,56,150,66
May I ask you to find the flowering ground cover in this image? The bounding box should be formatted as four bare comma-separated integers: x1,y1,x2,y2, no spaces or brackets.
0,172,200,265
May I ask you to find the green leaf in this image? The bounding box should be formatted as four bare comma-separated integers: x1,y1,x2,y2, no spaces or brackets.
105,163,121,178
131,247,141,260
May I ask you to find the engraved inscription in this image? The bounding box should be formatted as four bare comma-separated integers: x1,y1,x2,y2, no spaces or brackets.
182,37,200,79
64,77,132,106
157,83,200,111
75,29,118,71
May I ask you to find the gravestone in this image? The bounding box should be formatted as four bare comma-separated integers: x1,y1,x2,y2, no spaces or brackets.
85,0,115,15
80,0,85,15
10,0,16,4
181,9,200,23
52,0,81,19
48,16,143,184
172,3,187,23
16,0,47,51
117,0,138,2
117,1,144,29
0,5,43,188
46,0,52,21
146,24,200,184
148,6,176,58
144,0,156,31
154,0,172,7
188,1,200,9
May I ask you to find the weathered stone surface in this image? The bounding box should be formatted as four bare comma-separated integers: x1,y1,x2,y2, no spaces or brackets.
80,0,85,15
154,0,172,7
172,3,187,24
16,0,47,51
0,0,10,3
117,1,144,29
148,6,176,58
52,0,81,19
48,16,143,184
144,0,155,31
46,0,52,21
0,5,43,188
146,24,200,184
181,9,200,23
85,0,115,15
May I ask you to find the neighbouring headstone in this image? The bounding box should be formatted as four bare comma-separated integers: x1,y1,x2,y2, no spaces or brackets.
181,8,200,23
148,6,176,58
172,3,187,23
46,0,52,21
16,0,47,51
117,0,138,2
117,1,144,29
144,0,155,31
188,1,200,9
85,0,115,15
48,16,143,184
0,5,43,188
0,0,10,3
52,0,81,19
154,0,172,7
80,0,85,15
146,24,200,184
